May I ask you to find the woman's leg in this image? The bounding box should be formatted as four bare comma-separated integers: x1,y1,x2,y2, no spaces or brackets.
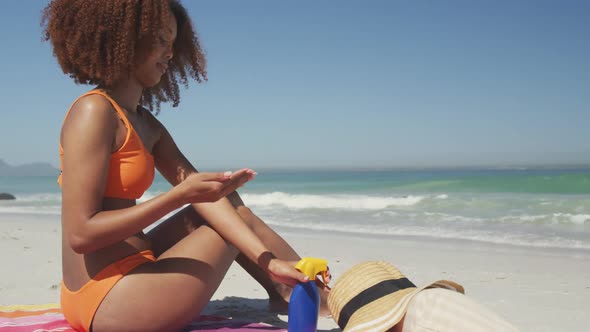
226,192,299,310
146,192,330,315
145,201,290,306
226,192,331,315
92,224,239,332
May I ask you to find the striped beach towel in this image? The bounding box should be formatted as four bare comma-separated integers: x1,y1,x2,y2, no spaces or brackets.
0,304,286,331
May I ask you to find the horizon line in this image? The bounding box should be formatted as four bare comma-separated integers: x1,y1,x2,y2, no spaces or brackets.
3,158,590,174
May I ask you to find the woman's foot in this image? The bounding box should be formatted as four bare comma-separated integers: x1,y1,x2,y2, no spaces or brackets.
319,285,332,317
268,295,289,313
268,282,290,313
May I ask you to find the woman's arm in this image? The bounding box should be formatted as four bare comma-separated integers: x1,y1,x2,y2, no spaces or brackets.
150,114,288,273
61,96,246,254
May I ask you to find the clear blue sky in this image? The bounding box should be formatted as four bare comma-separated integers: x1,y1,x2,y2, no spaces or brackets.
1,0,589,169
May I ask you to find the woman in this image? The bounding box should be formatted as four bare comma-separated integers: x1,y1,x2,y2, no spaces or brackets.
42,1,325,331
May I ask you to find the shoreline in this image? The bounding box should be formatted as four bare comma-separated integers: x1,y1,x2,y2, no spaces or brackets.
271,223,590,257
4,211,588,258
1,212,589,331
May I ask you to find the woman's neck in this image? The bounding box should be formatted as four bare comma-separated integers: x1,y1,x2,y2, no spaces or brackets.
100,78,143,113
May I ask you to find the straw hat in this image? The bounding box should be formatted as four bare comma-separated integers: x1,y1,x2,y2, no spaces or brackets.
328,261,464,332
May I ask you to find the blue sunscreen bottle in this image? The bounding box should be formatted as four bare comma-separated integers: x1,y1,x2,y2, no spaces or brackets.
288,258,329,332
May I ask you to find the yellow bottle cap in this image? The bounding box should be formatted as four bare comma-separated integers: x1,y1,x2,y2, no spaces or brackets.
295,257,328,280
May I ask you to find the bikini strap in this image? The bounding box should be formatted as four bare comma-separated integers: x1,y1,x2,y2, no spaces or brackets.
61,89,131,126
59,89,133,151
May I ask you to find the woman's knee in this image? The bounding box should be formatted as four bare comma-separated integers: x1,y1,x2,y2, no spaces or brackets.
224,191,257,226
235,205,252,218
226,191,246,209
183,206,208,228
236,205,262,232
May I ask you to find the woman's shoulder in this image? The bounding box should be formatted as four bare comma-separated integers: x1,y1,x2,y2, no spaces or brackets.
72,92,114,113
63,92,119,130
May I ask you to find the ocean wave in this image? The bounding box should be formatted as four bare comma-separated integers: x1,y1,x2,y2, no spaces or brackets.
497,213,590,225
375,210,590,226
0,192,61,215
0,205,61,215
552,213,590,225
264,218,590,250
3,192,62,202
241,192,424,210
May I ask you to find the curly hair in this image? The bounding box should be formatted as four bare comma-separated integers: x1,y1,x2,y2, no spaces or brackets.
42,0,207,114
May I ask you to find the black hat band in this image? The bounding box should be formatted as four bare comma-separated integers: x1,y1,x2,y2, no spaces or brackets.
338,278,416,329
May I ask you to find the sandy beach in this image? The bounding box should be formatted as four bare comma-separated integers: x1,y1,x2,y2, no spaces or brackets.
1,212,589,332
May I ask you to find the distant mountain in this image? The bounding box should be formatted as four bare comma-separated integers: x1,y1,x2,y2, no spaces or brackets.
0,159,59,176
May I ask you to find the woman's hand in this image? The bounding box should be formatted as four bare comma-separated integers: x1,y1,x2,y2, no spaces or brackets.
265,258,309,287
175,168,256,204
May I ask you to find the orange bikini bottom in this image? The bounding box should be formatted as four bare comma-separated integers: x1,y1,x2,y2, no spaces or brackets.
60,250,156,332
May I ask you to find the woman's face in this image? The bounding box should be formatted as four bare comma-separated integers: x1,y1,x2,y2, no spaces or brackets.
134,11,177,88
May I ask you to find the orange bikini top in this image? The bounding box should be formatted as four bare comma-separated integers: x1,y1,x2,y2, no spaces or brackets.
58,90,155,200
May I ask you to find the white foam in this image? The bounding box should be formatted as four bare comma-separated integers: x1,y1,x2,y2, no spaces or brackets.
496,213,590,225
4,193,61,202
373,211,400,218
0,205,61,215
553,213,590,225
241,192,424,210
264,218,590,250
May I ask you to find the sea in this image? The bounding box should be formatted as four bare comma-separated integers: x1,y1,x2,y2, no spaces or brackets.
1,168,589,251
